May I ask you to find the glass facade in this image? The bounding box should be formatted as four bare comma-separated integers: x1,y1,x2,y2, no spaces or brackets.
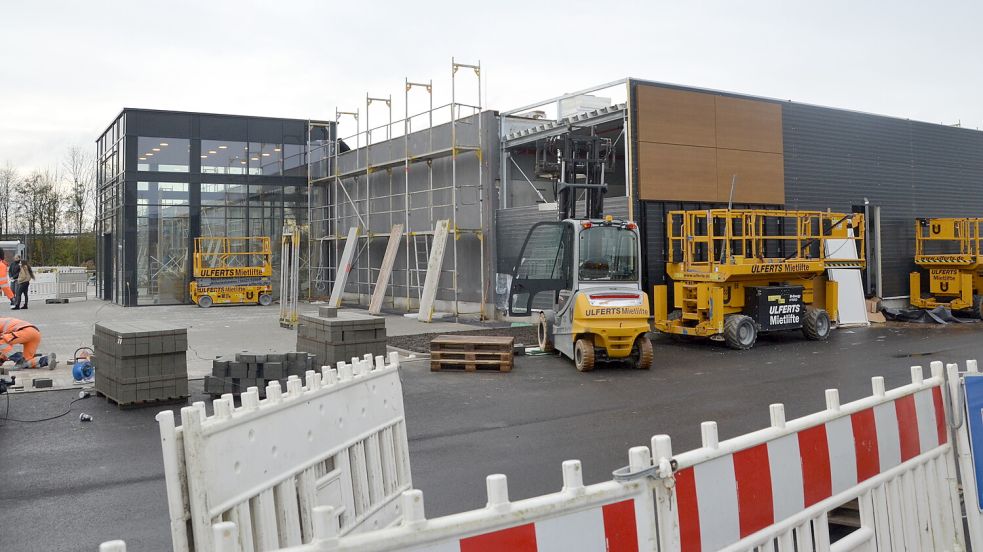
136,182,191,305
95,109,321,306
201,140,248,174
137,137,190,172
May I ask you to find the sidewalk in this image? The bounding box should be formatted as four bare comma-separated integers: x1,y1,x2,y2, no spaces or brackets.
2,294,483,391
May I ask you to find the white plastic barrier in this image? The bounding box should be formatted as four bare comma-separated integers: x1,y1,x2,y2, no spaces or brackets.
101,360,970,552
26,271,57,301
28,266,88,301
641,361,962,552
156,352,411,552
253,458,655,552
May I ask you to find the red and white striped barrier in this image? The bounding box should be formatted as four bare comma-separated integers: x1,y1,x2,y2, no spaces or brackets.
101,359,972,552
671,385,946,549
647,361,963,552
268,456,656,552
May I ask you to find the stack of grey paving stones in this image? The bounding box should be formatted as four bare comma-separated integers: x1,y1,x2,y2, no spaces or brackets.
203,352,316,396
93,321,189,407
295,307,387,368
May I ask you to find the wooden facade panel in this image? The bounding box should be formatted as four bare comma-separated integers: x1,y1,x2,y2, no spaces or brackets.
638,142,718,201
636,86,716,147
714,95,784,154
715,148,785,204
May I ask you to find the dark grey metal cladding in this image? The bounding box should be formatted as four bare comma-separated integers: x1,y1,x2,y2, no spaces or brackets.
782,102,983,298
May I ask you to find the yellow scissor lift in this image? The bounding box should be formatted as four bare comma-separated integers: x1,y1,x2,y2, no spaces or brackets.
653,209,865,349
189,236,274,308
909,218,983,318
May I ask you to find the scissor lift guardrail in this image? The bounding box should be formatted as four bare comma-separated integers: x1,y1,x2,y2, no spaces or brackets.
910,217,983,316
653,209,865,349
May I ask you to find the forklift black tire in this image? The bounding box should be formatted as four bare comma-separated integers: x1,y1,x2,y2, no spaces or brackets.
538,313,555,353
633,336,653,370
259,294,273,306
574,339,595,372
802,307,831,341
197,295,213,308
974,295,983,319
724,315,757,350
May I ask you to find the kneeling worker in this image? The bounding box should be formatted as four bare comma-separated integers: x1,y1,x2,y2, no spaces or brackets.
0,317,55,369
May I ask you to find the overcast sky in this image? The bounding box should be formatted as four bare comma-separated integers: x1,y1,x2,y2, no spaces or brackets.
2,1,981,174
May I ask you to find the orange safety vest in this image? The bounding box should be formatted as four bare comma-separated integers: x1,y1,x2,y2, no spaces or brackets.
0,260,8,289
0,317,37,336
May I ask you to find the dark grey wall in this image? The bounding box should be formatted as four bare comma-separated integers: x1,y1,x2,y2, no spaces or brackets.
781,102,983,298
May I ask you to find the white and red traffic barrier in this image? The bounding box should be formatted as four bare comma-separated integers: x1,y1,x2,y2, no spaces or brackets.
102,359,973,552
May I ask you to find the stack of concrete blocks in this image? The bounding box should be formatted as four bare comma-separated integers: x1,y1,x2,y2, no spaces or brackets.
203,351,316,396
295,307,387,368
93,321,189,407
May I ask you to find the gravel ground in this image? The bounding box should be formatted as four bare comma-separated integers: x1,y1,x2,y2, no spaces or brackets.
387,325,539,353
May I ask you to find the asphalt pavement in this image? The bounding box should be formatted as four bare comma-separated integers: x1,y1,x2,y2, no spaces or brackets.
2,323,981,550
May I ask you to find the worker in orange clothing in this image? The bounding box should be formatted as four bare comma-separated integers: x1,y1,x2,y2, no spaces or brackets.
0,317,55,369
0,251,13,302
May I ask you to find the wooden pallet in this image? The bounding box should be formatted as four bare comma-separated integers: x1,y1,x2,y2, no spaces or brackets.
96,390,189,410
430,335,514,372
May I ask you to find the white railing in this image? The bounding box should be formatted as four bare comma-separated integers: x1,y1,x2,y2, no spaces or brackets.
155,352,409,552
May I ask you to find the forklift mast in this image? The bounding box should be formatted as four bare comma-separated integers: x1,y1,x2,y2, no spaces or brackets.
536,131,614,221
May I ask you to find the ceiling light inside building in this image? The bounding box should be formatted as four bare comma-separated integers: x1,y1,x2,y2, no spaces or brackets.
139,157,146,161
201,155,208,159
160,142,168,146
208,150,217,154
146,153,154,156
218,145,227,149
251,157,259,161
274,148,281,152
152,148,161,152
262,153,270,157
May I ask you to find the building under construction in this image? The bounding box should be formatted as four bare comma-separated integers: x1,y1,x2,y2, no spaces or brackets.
98,60,983,314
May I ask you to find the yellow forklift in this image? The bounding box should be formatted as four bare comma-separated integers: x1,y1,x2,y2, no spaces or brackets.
189,236,273,308
652,209,865,349
909,217,983,317
507,133,652,372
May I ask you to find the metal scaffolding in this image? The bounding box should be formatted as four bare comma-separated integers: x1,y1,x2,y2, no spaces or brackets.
307,58,486,318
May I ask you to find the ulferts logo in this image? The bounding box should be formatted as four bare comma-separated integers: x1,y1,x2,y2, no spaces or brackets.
200,268,265,277
584,306,648,317
750,263,810,274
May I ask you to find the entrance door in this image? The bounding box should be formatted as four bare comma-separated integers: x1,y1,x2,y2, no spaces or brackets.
102,233,112,301
507,222,573,316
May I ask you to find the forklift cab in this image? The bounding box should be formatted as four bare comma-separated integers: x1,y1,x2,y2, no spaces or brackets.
508,217,651,371
508,219,642,316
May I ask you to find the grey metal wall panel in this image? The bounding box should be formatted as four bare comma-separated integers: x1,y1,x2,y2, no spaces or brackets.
782,102,983,298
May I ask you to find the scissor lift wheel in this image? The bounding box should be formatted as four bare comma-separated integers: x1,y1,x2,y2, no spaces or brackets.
724,315,757,350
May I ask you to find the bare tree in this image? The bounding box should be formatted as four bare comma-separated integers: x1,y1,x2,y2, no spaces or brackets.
16,169,63,264
0,162,17,235
64,146,97,264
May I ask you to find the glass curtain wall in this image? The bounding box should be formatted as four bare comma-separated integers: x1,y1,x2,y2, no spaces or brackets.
137,138,190,172
136,182,190,305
